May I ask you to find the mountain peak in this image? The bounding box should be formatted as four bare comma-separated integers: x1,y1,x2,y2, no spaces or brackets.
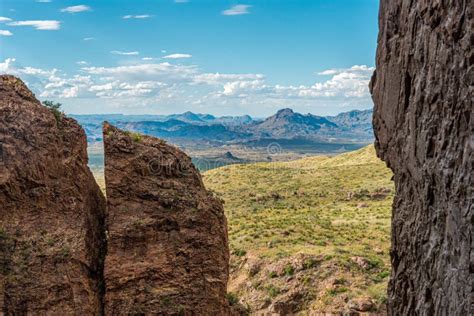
275,108,295,116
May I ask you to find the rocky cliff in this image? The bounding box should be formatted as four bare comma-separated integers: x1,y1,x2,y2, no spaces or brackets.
103,123,230,314
0,75,107,314
370,1,472,315
0,76,231,314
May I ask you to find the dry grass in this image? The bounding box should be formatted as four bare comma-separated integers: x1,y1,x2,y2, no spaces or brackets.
203,145,393,313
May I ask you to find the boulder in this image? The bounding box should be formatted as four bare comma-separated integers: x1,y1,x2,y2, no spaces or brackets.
0,75,107,314
102,123,230,314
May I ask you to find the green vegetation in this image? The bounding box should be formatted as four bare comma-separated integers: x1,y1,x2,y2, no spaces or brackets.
124,130,144,143
226,292,240,306
42,100,63,122
132,132,143,143
203,145,394,313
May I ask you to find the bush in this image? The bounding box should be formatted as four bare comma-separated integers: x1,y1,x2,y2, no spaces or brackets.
226,292,239,306
284,264,294,276
233,249,247,257
132,132,143,143
42,100,63,122
266,285,280,298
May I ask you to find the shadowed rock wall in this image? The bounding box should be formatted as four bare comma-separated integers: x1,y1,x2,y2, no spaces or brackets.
103,123,230,315
370,1,472,315
0,75,107,314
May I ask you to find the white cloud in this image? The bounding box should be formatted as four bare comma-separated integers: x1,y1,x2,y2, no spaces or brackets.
0,30,12,36
193,73,264,85
0,58,16,73
318,69,338,75
318,65,375,76
222,5,251,16
174,0,189,3
163,53,192,59
21,66,56,76
83,37,94,41
82,62,197,81
0,17,12,22
89,81,167,98
350,65,375,72
123,15,153,19
36,0,52,2
142,57,155,61
111,50,139,56
89,82,115,92
76,61,89,65
220,80,268,97
61,5,91,13
1,58,374,115
8,20,61,30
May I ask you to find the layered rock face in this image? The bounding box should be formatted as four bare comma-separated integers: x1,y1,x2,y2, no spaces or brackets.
0,75,107,314
370,1,472,315
103,123,230,314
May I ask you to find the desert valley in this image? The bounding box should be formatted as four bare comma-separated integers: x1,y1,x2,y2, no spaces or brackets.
1,0,470,314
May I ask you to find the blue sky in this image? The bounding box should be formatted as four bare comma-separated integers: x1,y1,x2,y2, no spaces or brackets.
0,0,379,116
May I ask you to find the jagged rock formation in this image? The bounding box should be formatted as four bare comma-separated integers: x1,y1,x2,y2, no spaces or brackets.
370,1,472,315
103,123,230,314
0,75,107,314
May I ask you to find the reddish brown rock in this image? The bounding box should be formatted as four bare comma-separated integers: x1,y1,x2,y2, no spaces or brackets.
103,123,230,315
370,1,472,315
0,75,107,314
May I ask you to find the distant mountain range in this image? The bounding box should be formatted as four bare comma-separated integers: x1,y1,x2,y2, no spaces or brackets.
72,108,374,145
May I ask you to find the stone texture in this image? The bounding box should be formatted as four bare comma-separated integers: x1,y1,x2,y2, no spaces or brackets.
370,1,472,315
103,123,230,315
0,75,107,314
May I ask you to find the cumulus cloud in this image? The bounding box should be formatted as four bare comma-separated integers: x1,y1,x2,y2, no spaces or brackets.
123,15,153,19
163,53,192,59
0,58,16,73
193,73,264,85
318,65,375,76
8,20,61,30
61,5,91,13
83,37,94,41
76,61,89,65
82,62,197,82
222,5,251,16
0,30,12,36
1,57,374,114
111,50,139,56
318,69,338,75
0,17,12,22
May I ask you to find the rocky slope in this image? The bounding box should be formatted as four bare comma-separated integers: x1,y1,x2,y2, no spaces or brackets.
103,123,230,314
370,1,472,315
327,109,373,134
248,108,338,140
0,75,107,314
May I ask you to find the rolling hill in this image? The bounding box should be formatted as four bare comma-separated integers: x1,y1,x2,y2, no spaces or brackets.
203,145,393,314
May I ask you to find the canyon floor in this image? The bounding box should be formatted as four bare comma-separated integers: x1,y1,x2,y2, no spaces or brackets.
93,144,393,314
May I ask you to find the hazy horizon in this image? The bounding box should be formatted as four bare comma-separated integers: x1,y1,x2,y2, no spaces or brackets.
68,106,373,118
